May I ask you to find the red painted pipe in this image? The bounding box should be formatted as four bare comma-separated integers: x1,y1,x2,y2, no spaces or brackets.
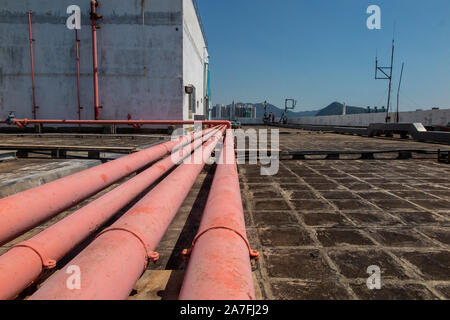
30,128,225,300
179,129,259,300
0,127,213,245
0,126,222,300
27,11,38,120
90,0,101,120
75,29,82,122
12,119,232,129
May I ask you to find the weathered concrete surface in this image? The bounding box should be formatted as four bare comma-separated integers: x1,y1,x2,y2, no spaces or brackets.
0,150,16,162
0,158,100,197
289,108,450,127
0,0,207,121
240,128,450,300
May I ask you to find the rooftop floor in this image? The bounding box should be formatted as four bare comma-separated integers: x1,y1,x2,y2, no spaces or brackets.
0,127,448,300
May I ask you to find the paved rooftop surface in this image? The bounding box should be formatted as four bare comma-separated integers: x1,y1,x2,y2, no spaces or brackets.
237,128,449,300
0,128,448,300
0,134,166,148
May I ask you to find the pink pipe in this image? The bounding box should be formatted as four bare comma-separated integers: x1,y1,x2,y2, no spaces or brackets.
12,119,232,129
179,129,258,300
30,128,225,300
90,0,100,120
0,127,222,300
27,11,38,119
0,127,213,245
75,29,82,121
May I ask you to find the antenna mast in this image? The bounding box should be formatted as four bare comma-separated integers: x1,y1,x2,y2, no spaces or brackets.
375,38,395,123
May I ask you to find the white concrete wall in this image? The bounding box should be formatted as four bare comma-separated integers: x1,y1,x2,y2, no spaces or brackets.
0,0,191,121
182,0,206,120
289,109,450,127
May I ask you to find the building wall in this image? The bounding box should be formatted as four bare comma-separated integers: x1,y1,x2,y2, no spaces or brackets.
0,0,190,121
289,109,450,127
182,0,206,120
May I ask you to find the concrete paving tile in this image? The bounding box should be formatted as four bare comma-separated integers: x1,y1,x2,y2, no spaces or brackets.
328,250,410,280
357,191,400,200
259,227,315,247
253,211,298,227
271,280,352,300
434,285,450,299
399,251,450,280
290,191,318,199
320,190,359,200
264,250,336,280
302,212,351,227
308,183,341,191
419,228,450,246
371,199,421,212
252,190,284,199
367,229,435,247
345,212,402,226
409,200,450,212
390,191,439,200
254,199,290,211
316,229,376,247
351,283,438,300
291,200,334,211
331,199,378,211
396,212,447,225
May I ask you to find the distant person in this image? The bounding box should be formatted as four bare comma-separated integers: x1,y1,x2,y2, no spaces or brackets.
272,113,275,123
269,112,273,123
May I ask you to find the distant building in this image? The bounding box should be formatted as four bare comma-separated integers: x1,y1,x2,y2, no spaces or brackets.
210,103,256,120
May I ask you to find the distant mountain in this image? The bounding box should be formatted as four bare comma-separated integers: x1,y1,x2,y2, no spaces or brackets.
315,102,367,116
223,101,368,119
229,102,318,118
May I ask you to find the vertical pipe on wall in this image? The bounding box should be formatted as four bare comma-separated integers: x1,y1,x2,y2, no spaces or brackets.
27,11,38,120
75,29,82,122
90,0,101,120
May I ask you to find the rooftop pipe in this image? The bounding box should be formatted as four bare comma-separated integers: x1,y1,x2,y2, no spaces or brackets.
11,119,232,129
90,0,102,120
0,127,212,245
30,128,225,300
179,129,259,300
27,11,38,119
0,126,222,299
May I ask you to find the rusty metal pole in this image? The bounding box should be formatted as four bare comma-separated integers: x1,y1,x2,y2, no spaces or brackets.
27,11,38,119
179,129,259,300
90,0,101,120
30,128,225,300
0,127,222,300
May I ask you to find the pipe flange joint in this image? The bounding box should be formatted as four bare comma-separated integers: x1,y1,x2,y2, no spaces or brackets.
182,226,260,261
95,227,159,264
12,241,57,269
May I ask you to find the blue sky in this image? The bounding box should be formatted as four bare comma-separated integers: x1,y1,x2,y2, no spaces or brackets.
197,0,450,111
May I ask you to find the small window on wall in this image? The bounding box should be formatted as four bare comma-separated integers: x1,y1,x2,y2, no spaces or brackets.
185,85,196,114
